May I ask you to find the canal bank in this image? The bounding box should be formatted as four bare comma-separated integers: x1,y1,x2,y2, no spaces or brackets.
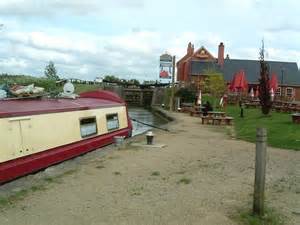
0,110,299,225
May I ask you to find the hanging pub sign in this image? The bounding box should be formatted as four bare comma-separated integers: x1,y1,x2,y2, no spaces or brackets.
159,53,173,79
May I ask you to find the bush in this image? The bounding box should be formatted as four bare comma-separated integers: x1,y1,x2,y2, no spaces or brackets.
175,87,196,103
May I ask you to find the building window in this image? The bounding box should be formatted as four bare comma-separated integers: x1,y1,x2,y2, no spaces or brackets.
286,87,294,97
106,113,119,131
275,87,281,96
80,117,97,138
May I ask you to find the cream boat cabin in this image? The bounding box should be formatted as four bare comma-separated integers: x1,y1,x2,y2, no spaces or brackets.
0,90,132,184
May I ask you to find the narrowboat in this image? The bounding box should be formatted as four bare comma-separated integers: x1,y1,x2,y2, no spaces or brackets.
0,90,132,184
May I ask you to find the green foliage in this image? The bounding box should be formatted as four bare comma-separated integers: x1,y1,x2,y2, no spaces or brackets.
74,83,102,94
0,74,58,92
202,70,226,108
151,171,160,176
177,177,191,184
258,43,272,115
238,208,284,225
226,106,300,150
103,75,120,83
203,72,226,97
143,80,157,85
175,87,196,103
0,74,105,95
44,61,59,80
128,79,140,86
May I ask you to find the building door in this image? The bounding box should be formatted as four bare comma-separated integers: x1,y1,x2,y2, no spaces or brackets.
0,118,24,163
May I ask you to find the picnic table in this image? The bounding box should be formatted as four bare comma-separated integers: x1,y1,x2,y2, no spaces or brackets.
207,111,226,117
200,111,233,125
245,101,260,108
189,106,205,117
273,101,300,113
292,113,300,124
180,103,194,113
201,116,234,125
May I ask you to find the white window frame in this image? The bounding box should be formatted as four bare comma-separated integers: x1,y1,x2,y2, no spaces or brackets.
286,87,294,97
80,117,98,138
275,87,281,96
106,113,119,131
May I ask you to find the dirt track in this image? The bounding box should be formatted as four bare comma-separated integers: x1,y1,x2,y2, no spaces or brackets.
0,111,299,225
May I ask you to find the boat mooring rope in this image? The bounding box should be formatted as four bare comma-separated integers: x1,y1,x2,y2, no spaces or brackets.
130,118,169,132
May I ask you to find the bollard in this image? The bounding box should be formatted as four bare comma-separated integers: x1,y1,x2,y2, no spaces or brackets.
253,128,267,217
114,136,125,149
146,131,154,145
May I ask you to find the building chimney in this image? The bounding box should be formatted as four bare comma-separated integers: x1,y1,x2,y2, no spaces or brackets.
187,42,192,56
218,42,225,67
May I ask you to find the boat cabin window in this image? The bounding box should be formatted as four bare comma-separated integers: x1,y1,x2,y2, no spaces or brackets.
80,117,98,138
106,113,119,131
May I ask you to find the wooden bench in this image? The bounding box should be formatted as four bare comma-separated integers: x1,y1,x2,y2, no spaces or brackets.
201,116,234,125
201,116,213,125
189,109,203,117
292,113,300,124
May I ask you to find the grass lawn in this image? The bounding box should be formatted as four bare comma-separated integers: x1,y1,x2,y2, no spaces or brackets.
74,83,103,94
226,106,300,151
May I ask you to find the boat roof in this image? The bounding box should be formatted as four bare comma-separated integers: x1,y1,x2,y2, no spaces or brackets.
0,91,125,118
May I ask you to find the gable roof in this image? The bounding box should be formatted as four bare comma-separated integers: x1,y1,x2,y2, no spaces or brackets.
192,46,215,60
190,59,300,85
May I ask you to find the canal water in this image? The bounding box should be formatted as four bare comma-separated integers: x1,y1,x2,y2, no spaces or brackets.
128,107,168,136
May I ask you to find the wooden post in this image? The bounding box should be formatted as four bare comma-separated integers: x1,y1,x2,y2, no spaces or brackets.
169,55,176,111
253,128,267,217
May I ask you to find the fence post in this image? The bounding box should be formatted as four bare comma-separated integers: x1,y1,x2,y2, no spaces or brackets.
253,127,267,217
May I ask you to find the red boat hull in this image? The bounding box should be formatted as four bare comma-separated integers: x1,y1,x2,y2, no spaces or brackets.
0,128,131,184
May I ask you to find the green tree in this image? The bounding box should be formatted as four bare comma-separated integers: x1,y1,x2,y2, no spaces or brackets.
258,41,272,115
103,75,120,83
203,70,226,107
44,61,59,80
128,79,140,86
175,87,196,103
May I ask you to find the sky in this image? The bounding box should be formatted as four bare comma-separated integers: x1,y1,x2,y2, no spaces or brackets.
0,0,299,81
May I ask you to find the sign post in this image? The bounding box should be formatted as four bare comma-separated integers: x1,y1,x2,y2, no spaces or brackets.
169,56,175,111
253,127,267,217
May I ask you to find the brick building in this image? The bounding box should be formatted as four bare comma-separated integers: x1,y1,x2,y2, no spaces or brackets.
177,42,300,101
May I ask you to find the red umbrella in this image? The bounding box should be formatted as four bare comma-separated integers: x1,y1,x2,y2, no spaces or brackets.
255,88,259,97
269,73,278,90
229,70,248,92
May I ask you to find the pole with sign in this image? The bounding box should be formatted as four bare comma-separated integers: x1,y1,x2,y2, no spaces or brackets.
169,56,175,111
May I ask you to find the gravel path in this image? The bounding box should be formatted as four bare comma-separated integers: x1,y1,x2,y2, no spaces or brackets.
0,111,299,225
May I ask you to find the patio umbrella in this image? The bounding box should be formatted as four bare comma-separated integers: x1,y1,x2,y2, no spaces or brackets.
255,88,260,98
229,73,238,92
237,70,248,91
229,70,248,92
269,73,278,91
270,88,274,101
197,90,202,105
250,88,254,99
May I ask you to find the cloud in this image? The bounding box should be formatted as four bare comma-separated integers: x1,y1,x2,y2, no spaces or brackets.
0,0,299,81
231,46,300,66
0,28,164,80
0,0,144,17
0,26,231,81
266,23,300,33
